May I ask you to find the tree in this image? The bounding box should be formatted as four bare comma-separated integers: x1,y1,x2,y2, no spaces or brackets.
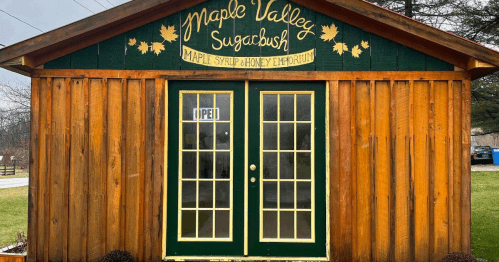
0,80,30,168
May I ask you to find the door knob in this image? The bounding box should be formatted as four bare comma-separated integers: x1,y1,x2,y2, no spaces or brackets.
250,164,257,171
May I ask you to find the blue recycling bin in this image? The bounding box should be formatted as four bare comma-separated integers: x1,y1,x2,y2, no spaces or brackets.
493,148,499,165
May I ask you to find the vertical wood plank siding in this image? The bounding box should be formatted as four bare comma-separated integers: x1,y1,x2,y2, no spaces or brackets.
29,75,471,262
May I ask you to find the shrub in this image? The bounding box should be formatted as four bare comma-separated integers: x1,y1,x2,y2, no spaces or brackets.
439,252,478,262
98,250,136,262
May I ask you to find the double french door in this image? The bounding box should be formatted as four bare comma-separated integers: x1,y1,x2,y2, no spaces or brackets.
166,81,326,259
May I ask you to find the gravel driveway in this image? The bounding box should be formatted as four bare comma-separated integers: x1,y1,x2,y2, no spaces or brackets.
471,164,499,172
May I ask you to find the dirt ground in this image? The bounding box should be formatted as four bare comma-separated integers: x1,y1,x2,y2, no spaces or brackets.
471,163,499,172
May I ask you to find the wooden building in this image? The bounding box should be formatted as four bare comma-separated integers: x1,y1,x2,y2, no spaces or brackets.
1,0,499,261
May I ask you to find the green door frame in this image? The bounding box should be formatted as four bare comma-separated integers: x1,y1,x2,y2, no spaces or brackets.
166,81,327,259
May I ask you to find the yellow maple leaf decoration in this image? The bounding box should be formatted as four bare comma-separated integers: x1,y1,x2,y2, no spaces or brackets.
128,38,137,46
152,42,165,56
361,40,370,49
351,45,362,58
160,25,179,43
320,24,338,42
333,43,348,56
138,41,149,54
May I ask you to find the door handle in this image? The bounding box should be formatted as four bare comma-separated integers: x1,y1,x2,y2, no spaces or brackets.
250,164,257,171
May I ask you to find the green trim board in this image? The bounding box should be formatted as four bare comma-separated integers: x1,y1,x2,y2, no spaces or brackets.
43,0,454,71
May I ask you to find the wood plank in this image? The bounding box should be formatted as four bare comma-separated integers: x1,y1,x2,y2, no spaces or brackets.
49,78,67,261
429,81,436,262
413,81,430,262
394,81,410,261
87,79,106,262
82,78,90,262
125,80,142,259
338,80,352,261
144,79,156,262
27,78,40,262
451,81,463,253
44,78,53,262
432,81,449,261
68,79,86,262
120,79,128,251
461,80,472,254
106,79,123,253
139,79,146,262
374,81,391,261
355,80,371,261
32,69,472,81
152,78,166,261
409,80,415,262
63,78,72,262
447,81,454,254
329,80,340,262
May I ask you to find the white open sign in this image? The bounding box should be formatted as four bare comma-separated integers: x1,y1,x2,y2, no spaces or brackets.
193,107,220,121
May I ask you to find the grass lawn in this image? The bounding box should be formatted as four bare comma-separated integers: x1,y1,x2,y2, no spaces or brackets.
0,186,28,248
0,172,29,179
471,171,499,261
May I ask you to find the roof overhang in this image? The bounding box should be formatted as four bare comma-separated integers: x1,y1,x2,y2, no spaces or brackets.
1,0,498,80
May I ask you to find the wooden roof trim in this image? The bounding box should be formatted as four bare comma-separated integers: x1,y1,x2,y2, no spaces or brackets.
0,0,207,64
324,0,499,68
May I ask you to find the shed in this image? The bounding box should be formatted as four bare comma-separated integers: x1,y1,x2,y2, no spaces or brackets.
1,0,498,261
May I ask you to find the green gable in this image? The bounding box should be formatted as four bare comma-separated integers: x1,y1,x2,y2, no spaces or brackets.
44,0,454,71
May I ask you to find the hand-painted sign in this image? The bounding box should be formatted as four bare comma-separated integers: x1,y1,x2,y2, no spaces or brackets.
126,0,370,69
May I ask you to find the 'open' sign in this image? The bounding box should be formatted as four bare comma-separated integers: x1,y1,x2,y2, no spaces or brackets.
193,107,220,121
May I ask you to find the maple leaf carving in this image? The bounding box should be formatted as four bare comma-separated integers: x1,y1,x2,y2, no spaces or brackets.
333,43,348,56
361,40,369,49
160,25,179,43
128,38,137,46
351,45,362,58
152,42,165,56
320,24,338,42
138,41,149,54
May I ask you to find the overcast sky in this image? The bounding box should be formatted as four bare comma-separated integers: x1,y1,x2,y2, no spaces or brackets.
0,0,132,85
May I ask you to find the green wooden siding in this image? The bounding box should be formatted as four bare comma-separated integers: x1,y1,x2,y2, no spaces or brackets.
44,0,454,71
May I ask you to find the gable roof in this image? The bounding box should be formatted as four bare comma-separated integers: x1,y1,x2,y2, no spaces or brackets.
1,0,498,79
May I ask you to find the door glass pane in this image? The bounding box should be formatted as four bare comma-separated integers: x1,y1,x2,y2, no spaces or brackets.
263,182,277,209
181,211,196,238
263,95,278,121
183,94,197,121
199,123,213,150
280,95,294,121
217,94,231,121
263,124,277,150
179,91,233,241
280,152,294,180
198,210,213,238
296,95,311,121
280,182,294,209
215,153,230,179
280,124,294,150
263,211,278,238
199,152,213,179
216,123,231,150
297,211,312,239
260,92,315,243
215,211,230,238
297,153,311,180
263,153,277,179
280,211,294,239
198,181,213,208
182,152,197,179
183,123,197,149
